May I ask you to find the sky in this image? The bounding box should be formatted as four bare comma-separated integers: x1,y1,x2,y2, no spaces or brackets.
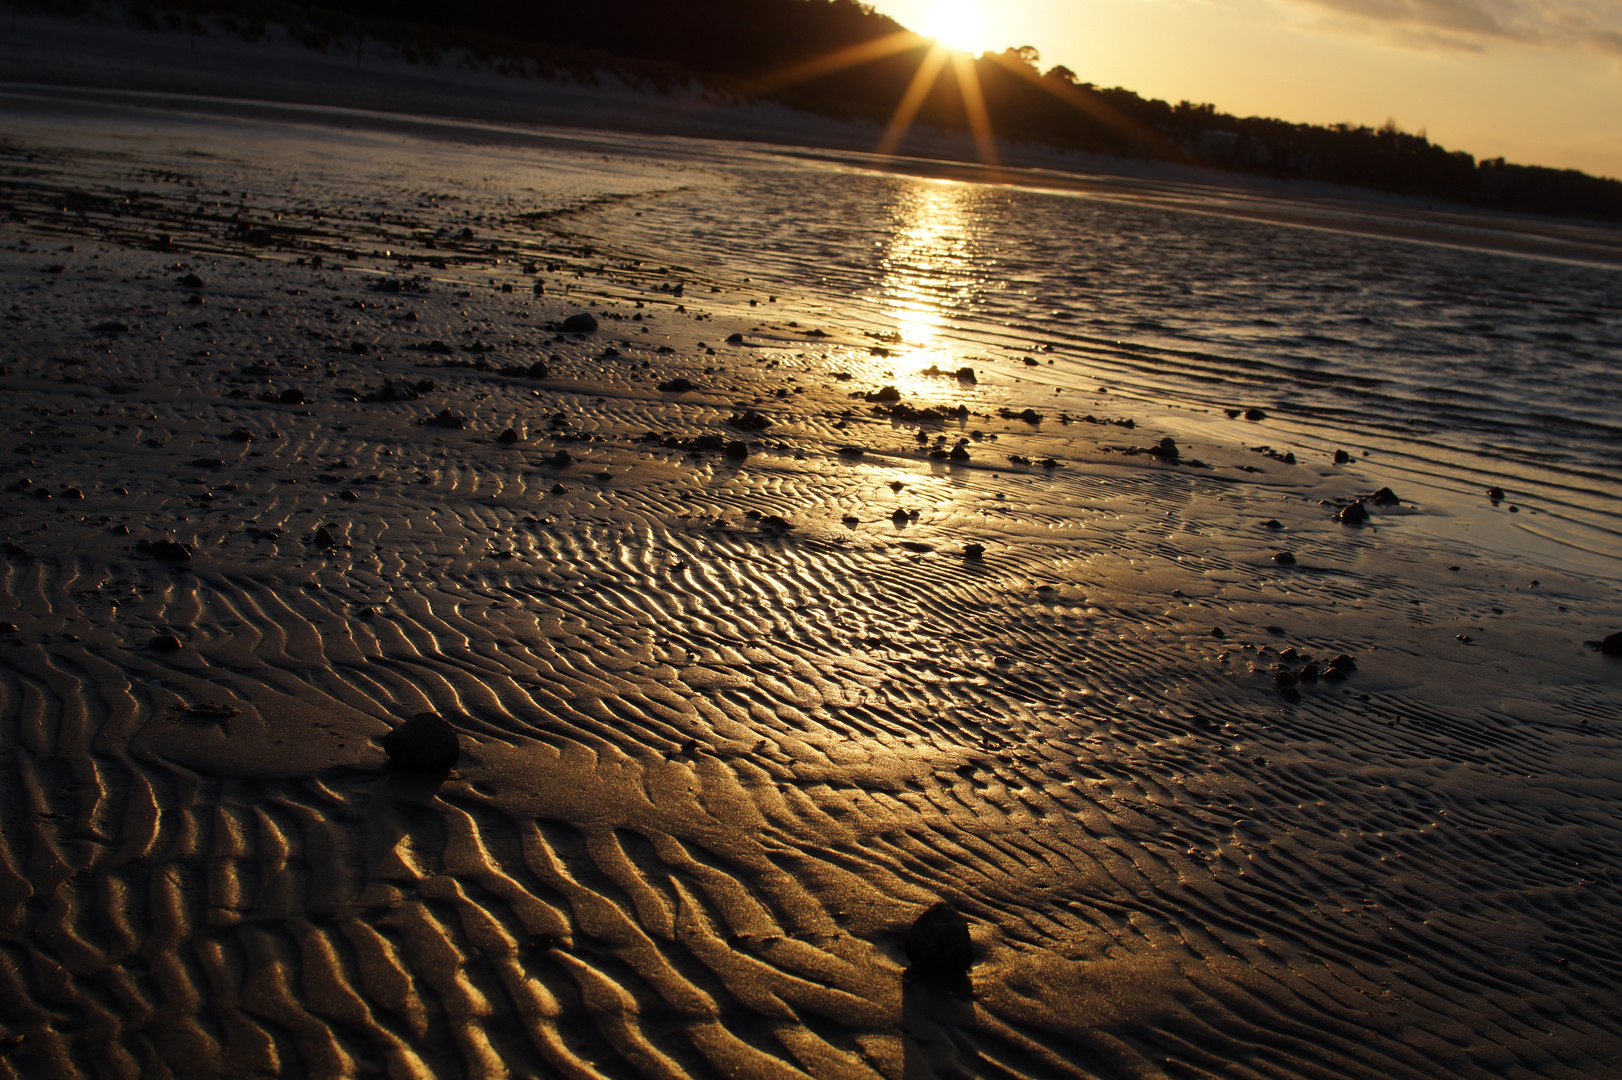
864,0,1622,179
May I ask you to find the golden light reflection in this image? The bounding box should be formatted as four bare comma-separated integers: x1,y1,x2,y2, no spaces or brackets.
875,180,984,390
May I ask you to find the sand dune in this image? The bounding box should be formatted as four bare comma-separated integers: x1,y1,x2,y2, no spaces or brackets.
0,96,1618,1079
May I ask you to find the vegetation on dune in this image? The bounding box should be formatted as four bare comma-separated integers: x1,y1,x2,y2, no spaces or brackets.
9,0,1622,220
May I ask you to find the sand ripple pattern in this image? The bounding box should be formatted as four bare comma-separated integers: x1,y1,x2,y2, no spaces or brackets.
0,107,1617,1080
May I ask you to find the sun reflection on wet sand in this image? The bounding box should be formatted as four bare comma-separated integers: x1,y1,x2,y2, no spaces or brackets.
874,179,988,395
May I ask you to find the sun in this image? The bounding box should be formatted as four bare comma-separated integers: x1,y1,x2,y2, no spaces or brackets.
918,0,987,53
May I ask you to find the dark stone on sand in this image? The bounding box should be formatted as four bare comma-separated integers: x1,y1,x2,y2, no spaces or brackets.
527,360,550,378
870,386,902,403
189,458,226,469
905,902,973,979
949,445,970,462
1273,665,1297,687
1149,437,1179,463
497,428,520,445
657,377,696,393
1280,685,1301,704
1244,407,1267,421
837,446,865,458
178,273,204,289
724,440,749,460
278,387,306,405
964,543,985,559
561,313,598,333
1371,487,1401,506
228,428,254,442
728,410,772,432
1334,449,1351,464
891,508,910,524
146,540,193,561
1602,632,1622,656
957,367,977,383
552,450,572,465
1210,627,1226,637
1325,654,1356,677
1272,551,1296,565
1337,501,1369,524
428,410,466,430
725,332,744,344
95,320,130,333
381,712,461,772
550,483,569,495
150,634,183,653
1262,519,1282,529
1488,486,1505,502
759,515,792,532
314,527,336,549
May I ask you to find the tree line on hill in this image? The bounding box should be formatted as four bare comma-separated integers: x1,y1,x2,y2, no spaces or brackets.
14,0,1622,221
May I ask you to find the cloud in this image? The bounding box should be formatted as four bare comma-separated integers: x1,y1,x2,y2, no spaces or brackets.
1283,0,1622,55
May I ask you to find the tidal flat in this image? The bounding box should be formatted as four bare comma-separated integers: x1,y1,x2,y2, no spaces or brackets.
0,93,1619,1079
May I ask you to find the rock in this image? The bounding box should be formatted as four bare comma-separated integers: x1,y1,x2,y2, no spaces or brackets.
1272,551,1296,565
551,450,572,466
3,541,29,559
725,332,744,344
1325,654,1356,677
278,387,306,405
1487,487,1505,502
657,377,696,393
956,367,977,383
1336,501,1369,524
837,446,865,458
178,273,204,289
1371,487,1401,506
1602,632,1622,656
727,410,772,432
724,440,749,460
1262,519,1283,529
963,543,985,559
1333,449,1351,464
146,540,193,561
314,527,336,549
150,634,183,653
381,712,461,772
189,458,226,469
948,445,970,462
95,320,131,333
1244,407,1267,421
527,360,550,378
904,902,973,979
228,428,254,442
428,410,466,430
891,508,910,524
1149,437,1179,462
870,386,901,403
561,313,598,333
550,483,568,495
497,428,520,445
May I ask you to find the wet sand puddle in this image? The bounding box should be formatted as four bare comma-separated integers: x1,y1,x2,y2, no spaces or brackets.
0,100,1618,1078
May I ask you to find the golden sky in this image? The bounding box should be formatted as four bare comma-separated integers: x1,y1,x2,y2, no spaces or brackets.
867,0,1622,179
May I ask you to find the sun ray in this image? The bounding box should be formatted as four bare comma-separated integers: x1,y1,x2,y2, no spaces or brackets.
981,51,1181,159
744,31,926,95
877,43,953,158
950,51,999,170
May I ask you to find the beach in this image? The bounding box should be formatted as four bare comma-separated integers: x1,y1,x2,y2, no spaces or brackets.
0,41,1620,1080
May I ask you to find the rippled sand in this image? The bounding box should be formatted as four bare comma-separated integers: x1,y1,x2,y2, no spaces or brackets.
0,100,1619,1079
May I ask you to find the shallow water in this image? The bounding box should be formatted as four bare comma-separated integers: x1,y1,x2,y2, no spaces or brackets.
586,149,1622,576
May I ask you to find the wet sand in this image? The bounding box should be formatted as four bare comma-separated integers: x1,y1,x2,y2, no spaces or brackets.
0,94,1619,1079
